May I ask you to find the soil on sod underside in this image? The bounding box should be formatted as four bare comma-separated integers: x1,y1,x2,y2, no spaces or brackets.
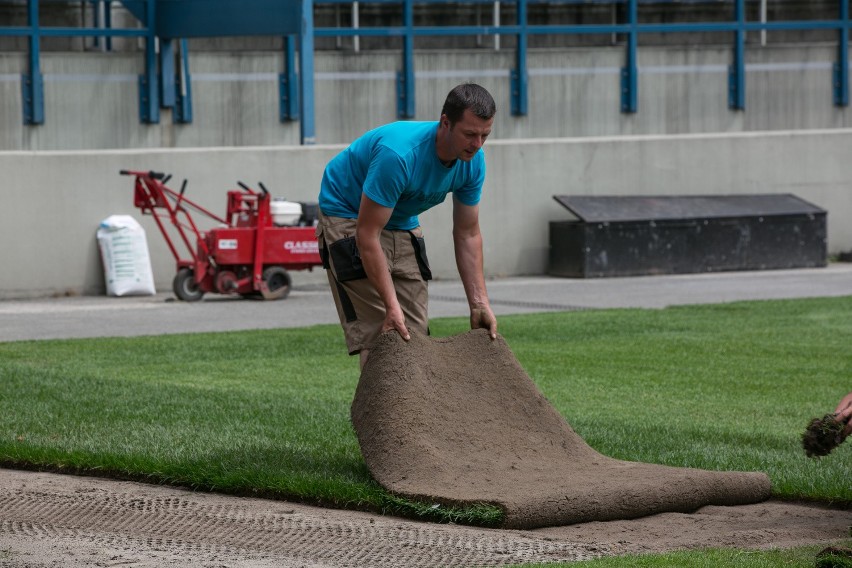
352,329,772,529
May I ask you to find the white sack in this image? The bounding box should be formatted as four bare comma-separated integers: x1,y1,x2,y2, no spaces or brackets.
97,215,156,296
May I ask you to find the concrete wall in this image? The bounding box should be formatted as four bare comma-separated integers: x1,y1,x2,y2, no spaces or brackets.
3,43,849,297
1,44,850,151
3,128,851,299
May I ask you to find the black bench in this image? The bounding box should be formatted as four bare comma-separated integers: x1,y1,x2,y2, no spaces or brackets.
549,194,827,278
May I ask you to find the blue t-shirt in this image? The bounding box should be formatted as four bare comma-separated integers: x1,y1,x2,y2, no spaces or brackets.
319,121,485,230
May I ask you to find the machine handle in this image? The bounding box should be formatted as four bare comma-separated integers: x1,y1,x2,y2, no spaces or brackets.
258,182,269,196
237,181,251,192
179,179,187,195
119,170,168,180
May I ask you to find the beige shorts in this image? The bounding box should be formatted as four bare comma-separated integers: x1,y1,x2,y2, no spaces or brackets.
315,213,432,355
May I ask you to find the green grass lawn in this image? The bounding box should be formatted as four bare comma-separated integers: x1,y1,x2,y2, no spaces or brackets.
516,543,852,568
1,296,851,565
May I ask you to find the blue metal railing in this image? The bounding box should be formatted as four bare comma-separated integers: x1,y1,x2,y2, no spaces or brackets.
6,0,160,125
1,0,850,144
312,0,851,115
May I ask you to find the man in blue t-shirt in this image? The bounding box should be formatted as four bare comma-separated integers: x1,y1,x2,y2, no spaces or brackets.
316,83,498,368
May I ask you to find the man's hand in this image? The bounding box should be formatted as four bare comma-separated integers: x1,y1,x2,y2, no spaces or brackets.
470,303,497,339
835,392,852,439
382,304,411,341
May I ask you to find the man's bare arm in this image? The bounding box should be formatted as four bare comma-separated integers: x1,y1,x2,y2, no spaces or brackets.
356,194,410,340
452,197,497,339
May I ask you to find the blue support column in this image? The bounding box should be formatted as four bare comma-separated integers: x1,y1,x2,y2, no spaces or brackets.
175,39,193,123
396,0,415,118
728,0,746,110
138,0,159,123
510,0,528,116
22,0,44,125
620,0,638,113
299,0,316,144
834,0,849,106
160,39,176,108
157,38,191,122
105,0,112,51
92,0,100,49
91,0,113,51
279,35,299,121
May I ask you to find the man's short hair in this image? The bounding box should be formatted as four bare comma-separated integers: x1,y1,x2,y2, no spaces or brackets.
441,83,496,125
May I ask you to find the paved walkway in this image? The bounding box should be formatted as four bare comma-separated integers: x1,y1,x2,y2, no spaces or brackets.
2,264,850,342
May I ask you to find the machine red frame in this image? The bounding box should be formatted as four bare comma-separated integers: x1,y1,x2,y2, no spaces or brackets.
120,169,322,301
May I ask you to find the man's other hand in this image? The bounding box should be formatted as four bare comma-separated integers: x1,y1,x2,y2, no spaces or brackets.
382,305,411,341
470,304,497,340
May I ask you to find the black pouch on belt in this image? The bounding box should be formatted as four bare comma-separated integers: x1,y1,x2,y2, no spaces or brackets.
408,232,433,281
329,236,368,281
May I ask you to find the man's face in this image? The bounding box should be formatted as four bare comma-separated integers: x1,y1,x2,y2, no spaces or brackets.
440,109,494,162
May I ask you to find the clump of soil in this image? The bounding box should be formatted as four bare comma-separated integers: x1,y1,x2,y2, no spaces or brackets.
802,414,849,458
816,546,852,568
352,329,771,529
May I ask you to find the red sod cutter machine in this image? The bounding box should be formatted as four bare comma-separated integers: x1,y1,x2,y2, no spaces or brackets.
120,170,322,301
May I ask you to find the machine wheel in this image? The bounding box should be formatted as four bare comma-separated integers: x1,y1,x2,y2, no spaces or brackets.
173,268,204,302
261,266,291,300
214,270,239,294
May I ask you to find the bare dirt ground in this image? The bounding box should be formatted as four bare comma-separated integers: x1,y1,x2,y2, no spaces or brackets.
1,468,850,568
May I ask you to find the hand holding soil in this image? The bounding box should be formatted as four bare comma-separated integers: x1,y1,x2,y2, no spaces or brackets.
802,392,852,458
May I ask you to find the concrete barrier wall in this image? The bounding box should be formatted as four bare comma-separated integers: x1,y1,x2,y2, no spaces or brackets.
1,44,850,151
3,128,851,298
